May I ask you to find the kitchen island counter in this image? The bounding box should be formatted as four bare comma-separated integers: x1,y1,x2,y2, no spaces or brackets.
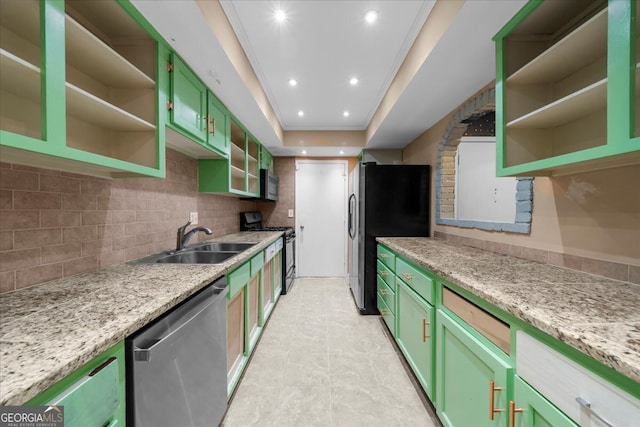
378,237,640,385
0,231,282,406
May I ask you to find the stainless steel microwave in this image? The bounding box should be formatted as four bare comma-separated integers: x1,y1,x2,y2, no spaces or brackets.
260,169,279,201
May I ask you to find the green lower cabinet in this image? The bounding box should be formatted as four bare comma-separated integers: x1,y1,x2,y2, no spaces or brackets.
512,376,577,427
396,279,434,400
436,310,512,427
25,341,125,427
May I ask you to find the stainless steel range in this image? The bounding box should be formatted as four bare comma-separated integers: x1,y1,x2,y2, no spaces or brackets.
240,212,295,294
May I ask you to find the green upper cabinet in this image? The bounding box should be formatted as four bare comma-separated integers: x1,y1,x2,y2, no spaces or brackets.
512,376,578,427
259,145,274,171
494,0,640,176
206,95,229,156
165,52,229,158
198,119,260,197
436,309,512,427
0,0,165,178
169,53,207,143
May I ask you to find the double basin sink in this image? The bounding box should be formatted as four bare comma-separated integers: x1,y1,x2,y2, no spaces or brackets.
133,242,257,264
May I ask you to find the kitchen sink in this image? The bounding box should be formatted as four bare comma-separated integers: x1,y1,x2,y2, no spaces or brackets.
192,242,256,252
131,241,257,264
155,251,237,264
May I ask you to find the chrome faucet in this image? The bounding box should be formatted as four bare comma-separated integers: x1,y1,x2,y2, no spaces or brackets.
176,221,213,250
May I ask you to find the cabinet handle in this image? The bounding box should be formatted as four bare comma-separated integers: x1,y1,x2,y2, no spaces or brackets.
379,253,389,259
379,308,389,316
379,270,388,276
402,272,414,281
204,114,210,133
421,318,430,341
576,397,614,427
209,117,216,136
379,289,390,295
489,380,504,420
508,400,523,427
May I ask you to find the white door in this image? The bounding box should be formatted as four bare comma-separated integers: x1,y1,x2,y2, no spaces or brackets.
295,160,348,277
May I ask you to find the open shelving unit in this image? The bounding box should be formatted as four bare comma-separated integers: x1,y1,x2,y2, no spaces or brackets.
230,120,247,193
0,0,42,141
64,0,158,171
0,0,162,178
501,1,609,172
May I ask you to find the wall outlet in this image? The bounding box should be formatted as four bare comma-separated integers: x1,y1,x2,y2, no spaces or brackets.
189,212,198,225
288,209,294,218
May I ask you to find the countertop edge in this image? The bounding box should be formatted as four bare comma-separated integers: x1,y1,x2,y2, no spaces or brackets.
377,237,640,385
0,231,283,406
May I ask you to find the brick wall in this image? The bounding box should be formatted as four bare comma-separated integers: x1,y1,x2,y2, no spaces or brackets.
258,157,296,228
0,149,256,293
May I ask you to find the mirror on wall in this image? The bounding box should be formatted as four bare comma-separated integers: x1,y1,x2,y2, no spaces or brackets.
435,91,533,234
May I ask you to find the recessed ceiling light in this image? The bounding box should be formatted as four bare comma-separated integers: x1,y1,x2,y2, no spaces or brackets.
349,77,359,86
340,150,345,155
288,78,297,87
297,110,304,117
301,150,307,155
365,10,378,24
274,9,287,23
343,111,350,117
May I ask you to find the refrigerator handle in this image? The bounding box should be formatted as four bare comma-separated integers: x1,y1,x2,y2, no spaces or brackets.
348,194,356,239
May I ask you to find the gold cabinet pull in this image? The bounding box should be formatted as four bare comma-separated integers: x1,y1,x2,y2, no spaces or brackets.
489,380,504,420
379,308,389,316
379,289,390,295
422,318,430,341
402,272,414,281
509,400,523,427
379,270,388,276
379,253,389,259
205,114,211,133
209,117,216,136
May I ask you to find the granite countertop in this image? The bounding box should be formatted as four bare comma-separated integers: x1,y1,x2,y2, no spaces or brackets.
378,237,640,385
0,231,283,406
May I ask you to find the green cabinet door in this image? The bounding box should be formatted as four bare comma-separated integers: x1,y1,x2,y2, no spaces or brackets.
170,53,207,143
259,146,274,170
436,310,512,427
512,376,577,427
206,94,229,156
396,279,434,399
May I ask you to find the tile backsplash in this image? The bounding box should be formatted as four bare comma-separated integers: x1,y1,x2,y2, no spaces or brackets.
0,149,256,293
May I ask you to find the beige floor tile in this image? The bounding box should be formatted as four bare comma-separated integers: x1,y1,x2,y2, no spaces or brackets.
222,278,437,427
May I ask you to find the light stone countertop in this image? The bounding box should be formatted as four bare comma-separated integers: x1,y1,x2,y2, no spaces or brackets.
0,231,283,406
378,237,640,385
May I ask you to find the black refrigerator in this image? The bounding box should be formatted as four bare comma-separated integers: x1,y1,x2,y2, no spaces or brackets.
348,163,430,315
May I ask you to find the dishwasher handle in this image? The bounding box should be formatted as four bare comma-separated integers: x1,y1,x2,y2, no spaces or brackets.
134,280,227,362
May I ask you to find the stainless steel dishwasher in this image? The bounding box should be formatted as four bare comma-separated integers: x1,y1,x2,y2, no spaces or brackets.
126,276,228,427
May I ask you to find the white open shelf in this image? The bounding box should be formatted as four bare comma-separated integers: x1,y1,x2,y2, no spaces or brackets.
65,83,155,131
507,78,607,129
508,9,608,85
65,14,154,88
0,49,40,101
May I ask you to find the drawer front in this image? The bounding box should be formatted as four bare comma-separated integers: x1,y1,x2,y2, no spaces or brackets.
377,274,395,314
443,287,510,354
377,245,395,270
377,292,395,336
49,357,120,427
250,252,264,275
396,257,434,305
228,261,250,298
376,260,394,287
516,331,640,427
275,237,283,251
265,243,276,262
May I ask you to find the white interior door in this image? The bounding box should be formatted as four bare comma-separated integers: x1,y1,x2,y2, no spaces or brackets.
295,160,347,277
